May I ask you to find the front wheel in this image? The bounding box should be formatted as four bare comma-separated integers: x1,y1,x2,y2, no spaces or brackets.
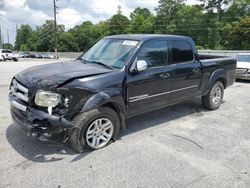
202,81,224,110
68,107,120,153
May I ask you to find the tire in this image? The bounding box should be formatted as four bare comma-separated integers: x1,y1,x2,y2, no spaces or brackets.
68,107,120,153
2,56,6,61
202,81,224,110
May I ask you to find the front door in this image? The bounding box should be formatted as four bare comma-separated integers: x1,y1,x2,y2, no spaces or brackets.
126,40,174,116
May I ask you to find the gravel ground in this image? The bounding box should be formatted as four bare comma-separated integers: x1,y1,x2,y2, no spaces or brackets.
0,60,250,188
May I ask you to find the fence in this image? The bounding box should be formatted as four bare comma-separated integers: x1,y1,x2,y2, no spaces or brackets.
16,50,250,59
198,50,250,57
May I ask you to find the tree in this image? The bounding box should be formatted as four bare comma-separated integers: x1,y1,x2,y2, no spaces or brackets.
129,7,155,33
174,5,204,44
69,21,98,52
154,0,185,33
155,0,185,18
199,0,233,20
35,20,64,51
223,0,250,22
15,25,33,50
58,32,79,52
3,43,13,50
108,6,130,35
229,16,250,49
12,2,250,52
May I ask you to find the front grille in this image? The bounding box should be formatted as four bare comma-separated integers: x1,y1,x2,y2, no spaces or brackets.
9,79,29,111
236,68,248,74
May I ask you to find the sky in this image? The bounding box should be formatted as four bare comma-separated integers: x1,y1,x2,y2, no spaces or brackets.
0,0,197,45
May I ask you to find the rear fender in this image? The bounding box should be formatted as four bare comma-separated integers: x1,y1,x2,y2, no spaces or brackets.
205,68,226,94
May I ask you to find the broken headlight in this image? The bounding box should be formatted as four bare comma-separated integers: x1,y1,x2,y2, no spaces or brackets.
35,90,61,107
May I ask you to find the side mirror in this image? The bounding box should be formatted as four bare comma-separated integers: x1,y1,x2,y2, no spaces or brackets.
136,60,147,72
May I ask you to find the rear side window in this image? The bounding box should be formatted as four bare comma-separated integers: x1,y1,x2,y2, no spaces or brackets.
137,40,168,68
171,41,194,64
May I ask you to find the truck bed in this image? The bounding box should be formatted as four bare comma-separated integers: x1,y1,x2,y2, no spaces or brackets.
198,54,236,96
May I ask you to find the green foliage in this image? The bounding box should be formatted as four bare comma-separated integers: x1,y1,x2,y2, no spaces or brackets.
15,25,33,50
3,43,13,50
154,0,185,33
129,7,155,33
14,1,250,51
229,16,250,49
199,0,233,19
58,32,79,52
108,14,130,35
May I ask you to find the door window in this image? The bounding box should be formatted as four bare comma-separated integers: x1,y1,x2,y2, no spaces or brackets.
171,41,194,64
137,41,168,68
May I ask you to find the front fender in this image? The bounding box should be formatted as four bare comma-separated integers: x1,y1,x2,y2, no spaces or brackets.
81,89,126,115
80,89,126,130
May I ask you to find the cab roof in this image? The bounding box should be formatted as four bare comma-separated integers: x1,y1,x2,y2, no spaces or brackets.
105,34,194,42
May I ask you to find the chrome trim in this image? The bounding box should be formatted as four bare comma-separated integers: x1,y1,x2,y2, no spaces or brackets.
130,91,170,102
11,86,29,102
171,85,198,93
13,79,28,93
10,99,27,111
129,85,198,103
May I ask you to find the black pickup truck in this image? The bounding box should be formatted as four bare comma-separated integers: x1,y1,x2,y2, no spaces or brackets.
9,34,236,152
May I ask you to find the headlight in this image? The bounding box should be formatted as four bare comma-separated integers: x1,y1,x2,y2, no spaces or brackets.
35,90,61,107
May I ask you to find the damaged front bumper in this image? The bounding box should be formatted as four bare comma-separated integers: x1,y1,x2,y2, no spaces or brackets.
9,94,76,142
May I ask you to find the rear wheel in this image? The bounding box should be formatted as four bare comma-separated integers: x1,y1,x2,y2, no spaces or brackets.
68,107,120,153
202,81,224,110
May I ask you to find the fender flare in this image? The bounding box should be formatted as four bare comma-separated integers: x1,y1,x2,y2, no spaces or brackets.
80,90,126,130
205,68,227,95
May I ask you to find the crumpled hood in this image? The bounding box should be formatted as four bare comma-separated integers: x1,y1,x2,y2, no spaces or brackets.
15,60,113,89
237,62,250,69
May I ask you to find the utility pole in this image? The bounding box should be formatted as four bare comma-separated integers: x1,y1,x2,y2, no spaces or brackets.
7,28,9,45
16,24,19,51
53,0,59,59
0,26,2,49
1,27,4,49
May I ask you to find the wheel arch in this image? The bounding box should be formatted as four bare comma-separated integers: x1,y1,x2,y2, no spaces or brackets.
80,91,126,130
205,68,227,95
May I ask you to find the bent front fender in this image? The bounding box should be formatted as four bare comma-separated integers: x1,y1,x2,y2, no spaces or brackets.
80,90,126,130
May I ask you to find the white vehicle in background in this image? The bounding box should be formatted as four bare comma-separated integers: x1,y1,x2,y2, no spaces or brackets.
0,49,19,62
236,53,250,80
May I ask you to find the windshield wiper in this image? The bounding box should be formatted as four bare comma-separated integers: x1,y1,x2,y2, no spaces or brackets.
90,61,114,70
77,57,88,63
77,58,114,70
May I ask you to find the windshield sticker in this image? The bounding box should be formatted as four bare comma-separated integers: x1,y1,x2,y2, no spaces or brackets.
122,40,138,46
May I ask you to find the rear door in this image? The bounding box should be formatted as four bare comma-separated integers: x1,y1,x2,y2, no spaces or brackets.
126,40,174,116
169,40,202,103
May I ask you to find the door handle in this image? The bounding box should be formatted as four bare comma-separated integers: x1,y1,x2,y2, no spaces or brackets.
160,73,170,79
192,68,200,73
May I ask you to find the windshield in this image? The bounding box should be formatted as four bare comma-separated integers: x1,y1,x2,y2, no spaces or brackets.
236,54,250,62
79,38,139,69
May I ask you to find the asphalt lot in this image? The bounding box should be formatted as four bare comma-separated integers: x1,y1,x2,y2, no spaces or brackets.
0,59,250,188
